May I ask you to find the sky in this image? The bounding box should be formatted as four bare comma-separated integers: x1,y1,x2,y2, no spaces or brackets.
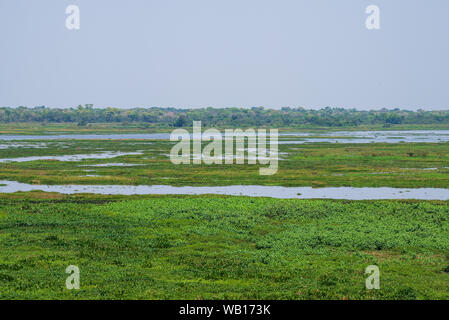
0,0,448,110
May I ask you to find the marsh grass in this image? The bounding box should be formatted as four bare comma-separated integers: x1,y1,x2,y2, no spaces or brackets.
0,195,448,299
2,122,449,135
1,132,449,300
0,140,448,188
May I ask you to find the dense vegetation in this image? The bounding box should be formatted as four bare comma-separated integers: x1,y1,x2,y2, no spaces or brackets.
1,129,448,300
1,106,449,128
1,140,448,188
1,195,448,299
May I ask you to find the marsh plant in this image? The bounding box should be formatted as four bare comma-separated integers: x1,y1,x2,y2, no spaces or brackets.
170,121,279,175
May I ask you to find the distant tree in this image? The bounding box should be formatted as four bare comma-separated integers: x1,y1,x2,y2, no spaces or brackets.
174,115,187,127
0,106,448,128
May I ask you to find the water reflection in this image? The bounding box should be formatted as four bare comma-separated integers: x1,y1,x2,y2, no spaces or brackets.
1,130,449,143
1,181,448,200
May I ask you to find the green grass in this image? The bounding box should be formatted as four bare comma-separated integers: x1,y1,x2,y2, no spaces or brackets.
1,195,449,299
1,130,449,300
1,140,449,188
2,122,449,135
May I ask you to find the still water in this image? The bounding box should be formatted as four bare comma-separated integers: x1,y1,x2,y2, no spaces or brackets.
1,181,448,200
0,152,143,163
1,130,449,143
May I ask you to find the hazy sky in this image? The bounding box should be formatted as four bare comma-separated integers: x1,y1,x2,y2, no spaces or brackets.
1,0,448,110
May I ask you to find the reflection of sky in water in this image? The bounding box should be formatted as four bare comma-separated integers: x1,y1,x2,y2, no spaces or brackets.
0,152,142,163
0,142,48,149
1,181,449,200
280,130,449,144
1,130,449,143
79,163,144,167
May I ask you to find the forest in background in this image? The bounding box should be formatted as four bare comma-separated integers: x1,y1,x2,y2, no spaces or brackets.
1,105,449,128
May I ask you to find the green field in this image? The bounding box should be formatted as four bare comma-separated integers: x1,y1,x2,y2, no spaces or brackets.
1,194,449,299
2,122,449,135
1,127,449,300
1,139,449,188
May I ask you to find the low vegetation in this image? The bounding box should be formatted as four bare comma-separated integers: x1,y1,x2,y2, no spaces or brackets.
0,140,448,188
1,127,448,300
1,195,448,299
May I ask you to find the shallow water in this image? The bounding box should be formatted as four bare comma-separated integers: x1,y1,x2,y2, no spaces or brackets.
280,130,449,144
0,142,48,149
0,152,143,163
78,163,145,167
1,130,449,143
1,180,448,200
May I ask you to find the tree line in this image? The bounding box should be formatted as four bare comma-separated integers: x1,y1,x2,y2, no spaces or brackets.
1,105,448,127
